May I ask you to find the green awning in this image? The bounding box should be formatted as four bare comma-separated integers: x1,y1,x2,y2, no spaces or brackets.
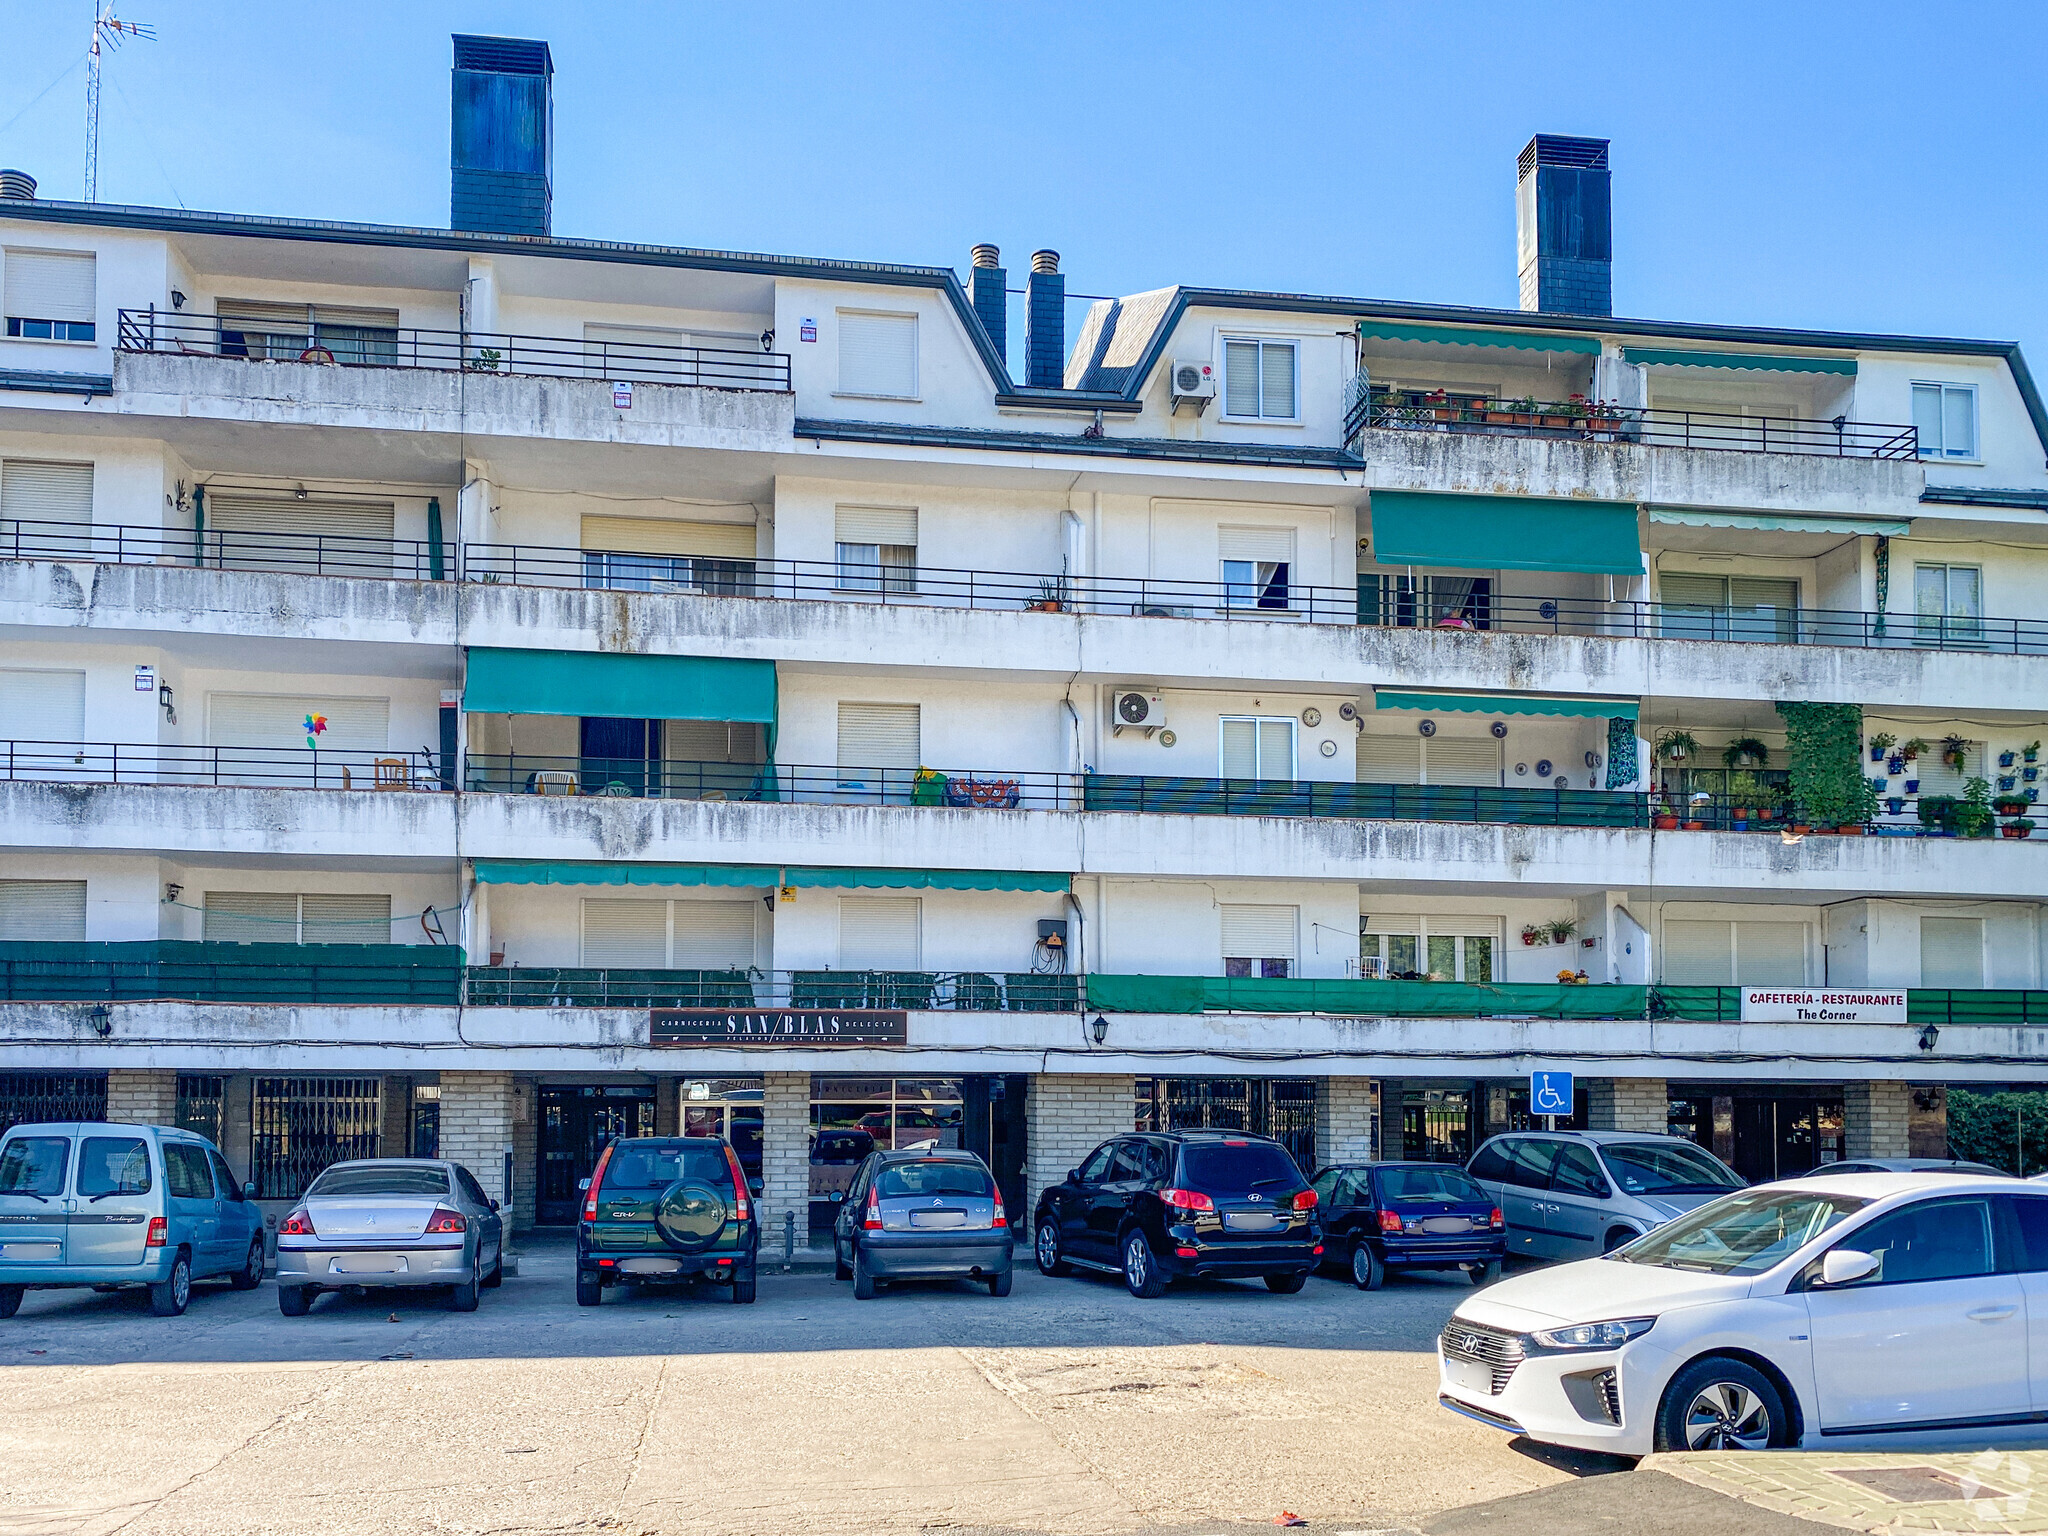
464,649,776,722
1368,490,1642,575
1621,347,1856,376
1359,321,1601,355
1649,508,1910,537
1374,690,1637,720
472,861,1067,892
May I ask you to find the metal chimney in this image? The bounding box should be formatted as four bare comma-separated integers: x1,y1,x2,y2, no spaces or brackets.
1516,135,1611,316
0,170,37,200
970,244,1007,365
451,35,554,237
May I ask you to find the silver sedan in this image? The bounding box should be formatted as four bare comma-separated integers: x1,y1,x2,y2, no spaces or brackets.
274,1159,504,1314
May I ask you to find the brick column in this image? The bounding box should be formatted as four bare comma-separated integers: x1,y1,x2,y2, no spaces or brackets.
509,1077,537,1231
760,1072,810,1253
1844,1080,1913,1159
106,1069,177,1126
1586,1078,1667,1133
380,1075,413,1156
438,1071,515,1206
1316,1077,1380,1163
654,1076,680,1136
1908,1085,1949,1159
1026,1073,1135,1232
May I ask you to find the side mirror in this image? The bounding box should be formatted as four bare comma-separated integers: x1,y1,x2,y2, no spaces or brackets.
576,1178,591,1193
242,1181,257,1200
1066,1168,1081,1184
489,1199,501,1212
1819,1248,1880,1288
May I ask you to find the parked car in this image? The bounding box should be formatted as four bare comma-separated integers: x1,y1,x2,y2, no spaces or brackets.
0,1121,265,1318
1466,1131,1745,1261
1438,1172,2047,1454
1823,1158,2012,1176
576,1137,757,1305
274,1158,504,1315
1313,1161,1506,1290
832,1148,1012,1299
1034,1131,1322,1298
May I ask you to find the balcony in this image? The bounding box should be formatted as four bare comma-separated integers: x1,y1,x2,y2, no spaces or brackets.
464,967,1079,1011
1,741,445,792
1,518,450,581
0,941,462,1005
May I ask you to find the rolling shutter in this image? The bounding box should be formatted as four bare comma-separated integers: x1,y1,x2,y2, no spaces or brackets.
1426,737,1502,787
1661,920,1733,985
1220,903,1297,961
1426,914,1505,938
0,669,85,743
1,461,93,527
834,506,918,546
215,300,310,330
207,496,395,543
1915,744,1982,799
1920,917,1985,989
839,896,921,970
581,899,669,967
1361,913,1421,936
203,892,300,943
1218,527,1294,563
837,703,920,769
1221,720,1256,779
300,894,391,945
1357,733,1422,784
672,901,757,969
1658,573,1726,608
580,515,755,559
666,720,763,763
3,250,95,322
206,694,389,750
1734,921,1807,985
838,313,917,397
0,879,87,941
1224,341,1262,416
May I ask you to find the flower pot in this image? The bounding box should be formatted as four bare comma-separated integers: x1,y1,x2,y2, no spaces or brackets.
2003,825,2028,839
1791,823,1813,834
1838,824,1866,835
1654,815,1680,830
1887,756,1904,774
1886,798,1905,815
1736,808,1754,821
1541,414,1572,429
1872,746,1888,761
2001,752,2017,768
1683,820,1705,831
1484,410,1519,425
1905,780,1920,794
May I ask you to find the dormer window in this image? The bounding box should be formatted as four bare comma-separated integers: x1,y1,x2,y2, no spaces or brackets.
1911,382,1977,460
1222,338,1296,420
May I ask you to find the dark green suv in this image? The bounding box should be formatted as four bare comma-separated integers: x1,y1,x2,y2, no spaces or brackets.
575,1137,758,1305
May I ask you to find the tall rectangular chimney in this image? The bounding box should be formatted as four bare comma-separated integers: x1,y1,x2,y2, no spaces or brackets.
1024,250,1064,388
451,35,553,237
1516,135,1610,316
970,245,1007,365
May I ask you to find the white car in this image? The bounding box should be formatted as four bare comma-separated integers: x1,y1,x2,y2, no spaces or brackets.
1438,1172,2048,1455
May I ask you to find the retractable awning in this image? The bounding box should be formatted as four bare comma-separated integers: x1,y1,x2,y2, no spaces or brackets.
1621,347,1856,376
472,861,1068,893
463,649,776,722
1357,321,1601,355
1373,690,1637,720
1368,490,1643,576
1649,508,1910,537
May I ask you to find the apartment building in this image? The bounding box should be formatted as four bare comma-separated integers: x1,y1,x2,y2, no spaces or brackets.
4,39,2047,1239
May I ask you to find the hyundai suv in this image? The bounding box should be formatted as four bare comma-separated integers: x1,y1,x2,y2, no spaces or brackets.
1033,1131,1322,1297
575,1137,758,1305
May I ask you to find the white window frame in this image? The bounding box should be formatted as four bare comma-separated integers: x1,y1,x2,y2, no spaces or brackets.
835,309,920,401
1911,381,1979,461
1218,715,1297,781
1219,335,1301,423
2,247,98,345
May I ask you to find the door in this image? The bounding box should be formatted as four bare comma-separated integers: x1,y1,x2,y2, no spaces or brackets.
961,1075,1028,1224
1996,1194,2048,1413
1057,1142,1119,1259
581,717,660,798
1084,1141,1147,1260
162,1142,223,1269
0,1131,72,1267
1499,1138,1564,1258
67,1133,157,1268
209,1149,260,1261
1805,1196,2029,1430
537,1086,656,1225
1543,1142,1615,1255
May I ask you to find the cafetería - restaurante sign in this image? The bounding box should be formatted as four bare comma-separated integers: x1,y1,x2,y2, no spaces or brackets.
1738,989,1907,1024
650,1008,908,1045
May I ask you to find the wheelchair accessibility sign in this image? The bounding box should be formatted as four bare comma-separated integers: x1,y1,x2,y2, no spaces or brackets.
1530,1071,1574,1117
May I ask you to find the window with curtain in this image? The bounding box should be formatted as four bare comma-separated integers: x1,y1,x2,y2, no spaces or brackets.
1911,382,1978,460
1360,573,1494,629
835,505,918,594
1219,526,1294,609
1360,914,1497,980
1914,564,1983,646
1219,717,1296,781
1222,339,1297,419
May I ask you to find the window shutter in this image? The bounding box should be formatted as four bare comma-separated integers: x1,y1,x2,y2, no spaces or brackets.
206,497,395,570
838,313,917,397
0,669,85,743
1911,384,1943,454
1729,577,1799,612
666,720,764,763
3,250,95,321
672,901,757,969
1915,742,1981,798
1734,921,1806,985
1221,903,1297,961
1661,920,1733,985
1218,526,1294,563
836,702,920,769
1361,913,1422,935
309,304,399,331
1220,719,1257,780
0,460,92,526
839,896,921,970
300,894,391,945
1425,737,1501,787
1920,916,1985,989
1224,340,1261,416
585,323,684,357
203,891,301,943
1945,566,1982,619
206,694,389,750
1942,389,1976,458
1658,573,1726,608
580,515,755,559
0,879,87,941
1260,342,1296,417
1257,719,1294,779
834,505,918,546
581,899,669,967
1356,733,1422,784
1423,914,1504,938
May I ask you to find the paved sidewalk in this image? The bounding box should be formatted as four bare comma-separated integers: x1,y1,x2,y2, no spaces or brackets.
1649,1449,2048,1533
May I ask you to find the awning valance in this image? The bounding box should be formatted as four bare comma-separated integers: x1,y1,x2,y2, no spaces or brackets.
1358,321,1601,355
464,649,776,722
1373,690,1637,720
1368,490,1642,576
1621,347,1856,376
472,861,1068,893
1649,508,1909,537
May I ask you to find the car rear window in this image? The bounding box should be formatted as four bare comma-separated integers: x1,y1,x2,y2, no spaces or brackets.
877,1160,991,1199
603,1143,733,1192
76,1137,151,1198
0,1137,69,1196
308,1166,452,1198
1380,1167,1487,1204
1176,1142,1302,1194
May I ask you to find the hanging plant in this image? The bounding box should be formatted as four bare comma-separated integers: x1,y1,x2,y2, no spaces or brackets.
1655,729,1698,764
1939,734,1971,772
1901,737,1930,761
1867,731,1898,759
1722,736,1771,770
1547,916,1578,945
1777,702,1879,830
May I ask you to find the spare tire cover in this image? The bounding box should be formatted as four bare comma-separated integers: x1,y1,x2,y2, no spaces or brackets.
655,1180,729,1253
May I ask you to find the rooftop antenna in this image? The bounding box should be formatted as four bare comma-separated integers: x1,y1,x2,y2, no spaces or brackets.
86,3,154,202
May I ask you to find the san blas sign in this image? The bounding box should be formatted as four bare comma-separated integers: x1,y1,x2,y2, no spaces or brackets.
649,1009,908,1046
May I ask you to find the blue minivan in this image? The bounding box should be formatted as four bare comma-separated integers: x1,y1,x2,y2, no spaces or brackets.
0,1122,268,1317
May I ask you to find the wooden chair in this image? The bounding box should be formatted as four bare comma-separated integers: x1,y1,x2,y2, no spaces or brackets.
373,757,410,790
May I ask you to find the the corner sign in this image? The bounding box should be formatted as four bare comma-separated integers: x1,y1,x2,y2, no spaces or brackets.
650,1008,907,1046
1740,989,1907,1024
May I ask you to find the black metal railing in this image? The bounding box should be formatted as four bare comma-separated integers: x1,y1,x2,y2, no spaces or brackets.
1084,776,1650,828
0,517,450,581
463,967,1080,1011
116,309,791,392
0,741,443,791
1653,987,2048,1024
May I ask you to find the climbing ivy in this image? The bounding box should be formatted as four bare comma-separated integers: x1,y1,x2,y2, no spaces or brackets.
1775,701,1878,828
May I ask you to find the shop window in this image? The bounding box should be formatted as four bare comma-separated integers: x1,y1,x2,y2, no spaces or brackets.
809,1076,964,1234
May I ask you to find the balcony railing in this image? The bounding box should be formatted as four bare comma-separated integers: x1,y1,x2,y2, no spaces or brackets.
1652,986,2048,1024
1,517,450,581
0,941,463,1004
0,741,445,791
463,967,1079,1011
1343,387,1918,460
115,310,792,393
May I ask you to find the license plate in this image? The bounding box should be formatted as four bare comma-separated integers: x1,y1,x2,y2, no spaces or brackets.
1422,1217,1474,1234
1444,1356,1494,1396
331,1256,406,1275
909,1210,966,1228
1223,1210,1280,1232
0,1242,59,1261
620,1256,681,1275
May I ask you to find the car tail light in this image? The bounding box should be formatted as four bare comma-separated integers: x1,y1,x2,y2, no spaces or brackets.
1293,1188,1318,1211
1490,1207,1505,1231
1378,1209,1402,1234
582,1143,615,1223
145,1216,168,1247
1160,1187,1214,1212
1312,1245,1324,1256
1174,1245,1198,1258
424,1207,467,1234
991,1190,1007,1229
722,1144,752,1222
277,1209,314,1237
862,1183,883,1230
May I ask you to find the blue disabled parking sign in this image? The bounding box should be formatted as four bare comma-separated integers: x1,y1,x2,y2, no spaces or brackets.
1530,1071,1574,1118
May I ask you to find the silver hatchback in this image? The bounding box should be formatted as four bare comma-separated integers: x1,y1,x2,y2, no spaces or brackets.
274,1159,504,1314
1465,1131,1745,1261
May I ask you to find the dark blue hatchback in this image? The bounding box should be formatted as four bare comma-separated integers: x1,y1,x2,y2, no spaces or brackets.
1311,1161,1505,1290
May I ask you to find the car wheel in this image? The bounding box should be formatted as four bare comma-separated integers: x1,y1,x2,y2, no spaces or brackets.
230,1235,265,1291
731,1272,757,1304
852,1245,878,1301
1121,1230,1168,1299
987,1268,1013,1297
1264,1270,1308,1294
447,1253,482,1312
0,1285,22,1319
1349,1238,1384,1291
1604,1228,1637,1254
1467,1259,1502,1286
574,1269,603,1307
1655,1356,1791,1452
482,1249,503,1289
277,1284,312,1317
1034,1219,1070,1277
148,1252,192,1317
834,1240,852,1283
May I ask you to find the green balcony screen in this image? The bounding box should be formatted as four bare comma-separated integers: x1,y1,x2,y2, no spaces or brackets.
471,861,1067,893
1368,491,1642,576
464,649,776,722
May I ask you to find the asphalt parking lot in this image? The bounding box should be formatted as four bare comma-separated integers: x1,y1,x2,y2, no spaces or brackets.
0,1235,1639,1536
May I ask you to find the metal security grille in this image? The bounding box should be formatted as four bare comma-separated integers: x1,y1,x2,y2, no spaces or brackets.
250,1076,381,1198
0,1071,106,1133
176,1074,225,1146
1133,1077,1319,1172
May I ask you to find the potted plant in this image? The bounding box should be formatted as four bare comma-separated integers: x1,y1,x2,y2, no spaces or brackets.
1025,578,1067,613
1886,753,1905,775
1957,777,1995,838
1904,775,1921,794
2029,768,2042,784
1999,775,2018,793
2026,740,2042,764
1424,387,1454,422
1521,924,1543,947
1656,729,1698,765
1918,795,1959,836
1885,796,1905,815
1589,398,1627,434
1940,734,1971,773
1723,736,1771,770
1869,732,1897,763
1995,792,2030,817
2007,817,2037,840
1902,737,1929,762
2000,750,2017,768
1548,917,1578,945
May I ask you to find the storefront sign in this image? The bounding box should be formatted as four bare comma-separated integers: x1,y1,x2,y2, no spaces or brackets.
650,1009,908,1045
1739,989,1907,1024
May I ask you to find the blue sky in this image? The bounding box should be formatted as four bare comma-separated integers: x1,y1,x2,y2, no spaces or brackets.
4,2,2046,364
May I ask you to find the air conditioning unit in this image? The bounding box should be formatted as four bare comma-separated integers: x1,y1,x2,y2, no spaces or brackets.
1131,603,1195,619
1169,359,1216,414
1110,689,1167,736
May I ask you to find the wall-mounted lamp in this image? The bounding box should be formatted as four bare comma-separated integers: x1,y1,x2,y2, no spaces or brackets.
158,681,176,725
162,883,182,904
759,328,775,352
1089,1014,1109,1046
169,289,186,310
87,1004,112,1038
1918,1023,1941,1053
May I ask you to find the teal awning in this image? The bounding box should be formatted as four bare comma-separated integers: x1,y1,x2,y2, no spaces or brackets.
1374,690,1637,720
464,649,776,722
472,861,1067,892
1649,508,1910,537
1368,490,1642,576
1621,347,1856,376
1359,321,1601,355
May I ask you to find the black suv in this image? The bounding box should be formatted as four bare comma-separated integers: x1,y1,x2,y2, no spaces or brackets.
1033,1131,1322,1297
575,1137,758,1305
